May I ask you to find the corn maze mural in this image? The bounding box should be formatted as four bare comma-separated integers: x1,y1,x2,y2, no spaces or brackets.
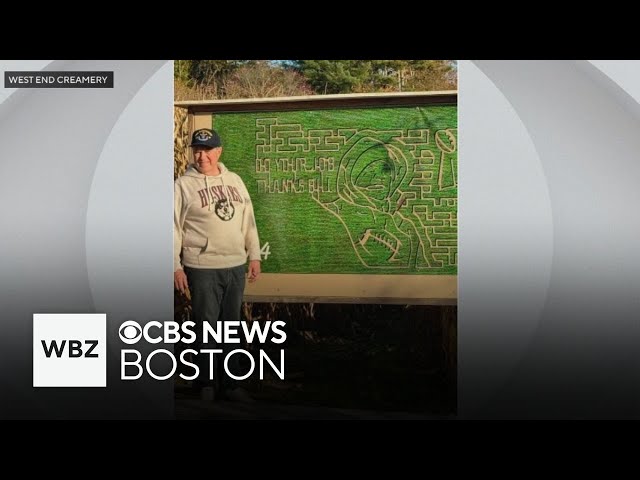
213,104,457,274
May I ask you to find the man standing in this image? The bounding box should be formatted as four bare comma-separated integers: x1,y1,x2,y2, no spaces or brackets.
174,128,261,402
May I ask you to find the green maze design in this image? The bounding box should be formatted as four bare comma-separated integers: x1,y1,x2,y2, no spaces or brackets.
214,105,457,274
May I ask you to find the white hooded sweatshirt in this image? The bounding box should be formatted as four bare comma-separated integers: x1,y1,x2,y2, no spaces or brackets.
174,163,261,271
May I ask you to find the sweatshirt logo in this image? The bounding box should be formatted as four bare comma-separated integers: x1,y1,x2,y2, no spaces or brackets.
197,185,243,208
196,184,243,222
215,198,235,221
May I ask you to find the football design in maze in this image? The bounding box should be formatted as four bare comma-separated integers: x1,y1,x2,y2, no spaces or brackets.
215,105,457,274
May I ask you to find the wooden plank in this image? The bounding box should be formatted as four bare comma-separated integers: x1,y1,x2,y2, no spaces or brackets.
176,91,457,113
243,274,457,305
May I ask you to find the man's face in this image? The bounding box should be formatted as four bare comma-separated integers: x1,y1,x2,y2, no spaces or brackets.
352,144,396,202
193,146,222,174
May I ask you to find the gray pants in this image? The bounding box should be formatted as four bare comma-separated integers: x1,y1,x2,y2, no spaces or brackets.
185,264,246,392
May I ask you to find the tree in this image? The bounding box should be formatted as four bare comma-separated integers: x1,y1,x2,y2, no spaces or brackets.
174,60,243,85
291,60,372,94
368,60,457,92
174,60,245,99
223,61,313,99
403,60,457,91
291,60,457,94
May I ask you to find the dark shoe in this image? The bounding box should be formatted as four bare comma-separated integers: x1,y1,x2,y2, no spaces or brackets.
224,387,255,404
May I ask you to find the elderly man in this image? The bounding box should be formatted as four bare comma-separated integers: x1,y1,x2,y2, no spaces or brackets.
174,128,261,402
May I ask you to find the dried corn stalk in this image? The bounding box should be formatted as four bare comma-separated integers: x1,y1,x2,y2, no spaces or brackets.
174,106,190,179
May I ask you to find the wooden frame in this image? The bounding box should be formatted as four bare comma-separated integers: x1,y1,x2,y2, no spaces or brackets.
175,91,457,305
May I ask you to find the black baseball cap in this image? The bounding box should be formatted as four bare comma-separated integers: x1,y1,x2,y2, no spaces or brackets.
190,128,222,149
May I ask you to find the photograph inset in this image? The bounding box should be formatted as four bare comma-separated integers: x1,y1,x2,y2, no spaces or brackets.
173,60,457,419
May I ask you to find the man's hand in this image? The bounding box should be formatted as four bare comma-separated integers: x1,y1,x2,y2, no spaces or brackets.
174,269,189,295
248,260,261,283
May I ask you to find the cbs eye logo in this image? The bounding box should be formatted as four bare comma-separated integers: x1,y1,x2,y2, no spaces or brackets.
119,321,142,344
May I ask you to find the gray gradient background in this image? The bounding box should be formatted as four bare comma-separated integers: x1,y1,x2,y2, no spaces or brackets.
1,60,638,419
0,60,173,419
460,60,640,418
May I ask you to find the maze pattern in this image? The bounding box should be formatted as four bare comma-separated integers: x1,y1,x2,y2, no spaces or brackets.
214,105,457,274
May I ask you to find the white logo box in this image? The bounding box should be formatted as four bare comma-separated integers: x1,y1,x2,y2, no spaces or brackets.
33,313,106,387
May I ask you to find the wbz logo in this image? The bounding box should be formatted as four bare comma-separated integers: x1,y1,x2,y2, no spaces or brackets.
41,339,99,358
33,314,106,387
